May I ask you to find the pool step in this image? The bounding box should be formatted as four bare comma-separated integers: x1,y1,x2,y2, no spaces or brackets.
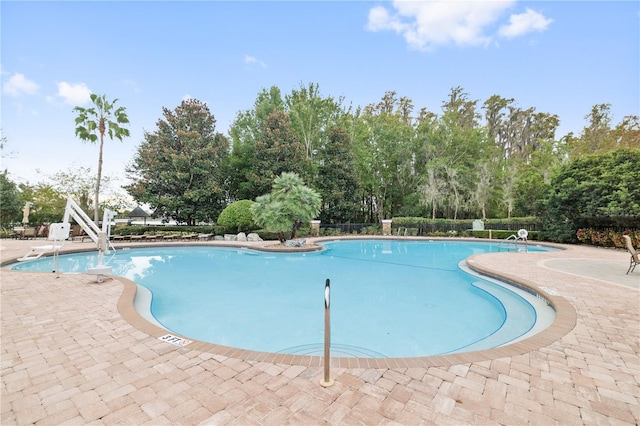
277,343,387,358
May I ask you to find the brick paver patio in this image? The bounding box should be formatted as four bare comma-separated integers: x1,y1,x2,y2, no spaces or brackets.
1,238,638,425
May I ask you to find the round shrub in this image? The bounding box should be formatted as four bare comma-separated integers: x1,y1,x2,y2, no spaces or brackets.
217,200,257,232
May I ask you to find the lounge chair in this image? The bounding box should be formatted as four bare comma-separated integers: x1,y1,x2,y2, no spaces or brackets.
623,235,639,275
12,227,24,239
22,227,37,239
36,225,48,239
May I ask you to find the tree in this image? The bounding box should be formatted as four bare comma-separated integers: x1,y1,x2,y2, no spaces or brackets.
250,172,321,243
49,166,97,213
471,162,494,220
513,139,564,217
482,95,559,162
568,104,640,157
613,115,640,150
542,149,640,242
352,93,415,221
73,94,130,223
0,132,17,160
416,90,491,219
17,183,67,225
125,99,229,225
500,159,518,218
228,86,285,200
418,168,446,219
246,111,307,199
316,127,360,223
285,82,345,159
0,171,22,226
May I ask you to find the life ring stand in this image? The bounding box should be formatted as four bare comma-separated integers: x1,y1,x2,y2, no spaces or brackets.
517,229,528,239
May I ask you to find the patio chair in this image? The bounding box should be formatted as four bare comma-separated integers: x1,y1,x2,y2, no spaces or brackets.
12,227,25,239
36,225,48,239
22,227,37,239
622,235,639,275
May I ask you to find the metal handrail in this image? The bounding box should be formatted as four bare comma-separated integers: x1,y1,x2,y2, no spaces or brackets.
499,234,528,252
320,279,334,387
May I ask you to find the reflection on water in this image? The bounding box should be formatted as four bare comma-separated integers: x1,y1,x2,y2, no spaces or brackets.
117,255,165,281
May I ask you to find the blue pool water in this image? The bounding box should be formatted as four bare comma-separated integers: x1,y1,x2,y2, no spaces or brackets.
10,240,556,358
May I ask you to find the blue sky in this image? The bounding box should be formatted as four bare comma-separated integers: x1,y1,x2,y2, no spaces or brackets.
2,1,638,189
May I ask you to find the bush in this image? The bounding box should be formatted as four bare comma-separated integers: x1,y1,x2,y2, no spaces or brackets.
362,226,381,235
542,149,640,243
321,227,341,236
576,229,640,248
111,225,224,236
217,200,256,233
391,217,542,235
254,229,281,241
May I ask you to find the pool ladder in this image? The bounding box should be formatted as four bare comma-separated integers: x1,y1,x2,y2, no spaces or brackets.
396,227,409,238
499,234,528,252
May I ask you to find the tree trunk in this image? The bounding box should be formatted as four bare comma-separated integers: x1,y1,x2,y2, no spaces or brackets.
290,219,302,240
94,133,104,224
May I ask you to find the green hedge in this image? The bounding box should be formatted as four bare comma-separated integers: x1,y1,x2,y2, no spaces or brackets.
111,225,225,236
253,227,312,241
391,217,541,235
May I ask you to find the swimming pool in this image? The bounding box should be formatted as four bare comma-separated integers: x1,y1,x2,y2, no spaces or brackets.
10,239,556,358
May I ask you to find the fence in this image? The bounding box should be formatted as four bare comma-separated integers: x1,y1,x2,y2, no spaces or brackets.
319,223,379,235
317,219,542,237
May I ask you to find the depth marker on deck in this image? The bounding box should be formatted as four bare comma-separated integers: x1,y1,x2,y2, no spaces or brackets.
159,334,192,347
540,286,559,296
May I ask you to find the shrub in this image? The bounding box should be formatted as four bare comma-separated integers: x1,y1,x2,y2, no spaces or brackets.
542,149,640,243
111,225,224,236
217,200,256,233
254,229,280,241
362,226,381,235
576,229,640,248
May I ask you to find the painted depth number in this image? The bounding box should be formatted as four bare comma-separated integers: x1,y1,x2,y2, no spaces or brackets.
159,334,192,347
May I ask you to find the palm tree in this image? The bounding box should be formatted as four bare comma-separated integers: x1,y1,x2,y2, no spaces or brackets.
73,94,130,222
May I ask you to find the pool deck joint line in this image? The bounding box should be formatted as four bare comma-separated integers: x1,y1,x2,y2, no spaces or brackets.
1,237,638,425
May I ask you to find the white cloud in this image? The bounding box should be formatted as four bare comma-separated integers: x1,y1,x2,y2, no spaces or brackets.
368,5,406,33
2,72,40,96
499,8,553,38
244,54,267,68
367,1,551,50
56,81,91,105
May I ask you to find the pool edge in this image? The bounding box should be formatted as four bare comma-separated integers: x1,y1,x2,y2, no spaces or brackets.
110,247,577,369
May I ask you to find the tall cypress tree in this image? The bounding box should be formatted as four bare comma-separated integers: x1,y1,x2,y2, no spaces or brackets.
317,127,360,223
